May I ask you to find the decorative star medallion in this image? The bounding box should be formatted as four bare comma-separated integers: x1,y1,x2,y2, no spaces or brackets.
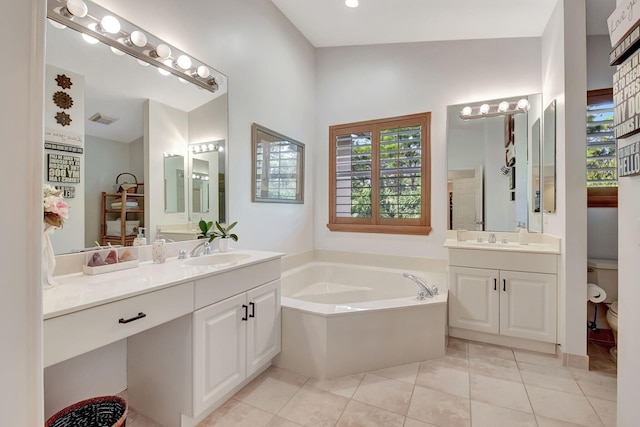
55,74,72,90
53,91,73,109
55,111,72,127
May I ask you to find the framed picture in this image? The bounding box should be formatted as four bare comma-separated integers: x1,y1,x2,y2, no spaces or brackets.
251,123,304,203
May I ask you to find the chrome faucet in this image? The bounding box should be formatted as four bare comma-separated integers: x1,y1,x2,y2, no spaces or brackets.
403,273,437,300
488,233,496,243
190,240,212,257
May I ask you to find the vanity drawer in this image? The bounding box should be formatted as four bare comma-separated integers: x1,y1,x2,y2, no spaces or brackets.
44,282,194,368
195,259,281,309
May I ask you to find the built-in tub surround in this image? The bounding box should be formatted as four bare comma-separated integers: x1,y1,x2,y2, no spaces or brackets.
276,261,447,380
44,246,283,427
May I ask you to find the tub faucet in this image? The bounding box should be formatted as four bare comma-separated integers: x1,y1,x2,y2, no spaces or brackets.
403,273,437,300
190,240,212,257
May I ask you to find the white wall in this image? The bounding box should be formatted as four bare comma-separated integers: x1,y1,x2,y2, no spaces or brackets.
541,0,588,357
315,37,541,258
0,0,45,424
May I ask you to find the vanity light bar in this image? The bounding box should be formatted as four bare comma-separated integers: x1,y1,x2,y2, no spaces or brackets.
47,0,221,93
459,99,529,120
189,143,220,153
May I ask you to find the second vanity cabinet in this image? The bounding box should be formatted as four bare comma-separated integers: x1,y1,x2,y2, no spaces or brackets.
193,279,281,415
447,247,559,349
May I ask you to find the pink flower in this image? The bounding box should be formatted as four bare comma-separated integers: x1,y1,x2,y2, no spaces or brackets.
43,185,69,227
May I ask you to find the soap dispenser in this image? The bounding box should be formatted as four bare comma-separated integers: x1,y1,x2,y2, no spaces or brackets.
152,227,166,263
133,227,147,246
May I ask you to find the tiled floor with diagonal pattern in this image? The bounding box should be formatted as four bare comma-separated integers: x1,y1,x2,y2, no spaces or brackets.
127,337,617,427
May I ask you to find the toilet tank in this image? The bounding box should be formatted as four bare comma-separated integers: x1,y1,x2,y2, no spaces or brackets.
587,258,618,303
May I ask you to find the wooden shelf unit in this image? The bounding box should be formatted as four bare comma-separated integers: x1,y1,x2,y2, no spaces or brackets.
101,188,144,246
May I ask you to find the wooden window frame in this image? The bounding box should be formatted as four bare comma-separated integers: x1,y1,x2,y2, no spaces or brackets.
587,88,618,208
327,112,432,235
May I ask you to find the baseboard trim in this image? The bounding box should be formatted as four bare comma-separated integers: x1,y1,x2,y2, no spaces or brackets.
449,328,557,354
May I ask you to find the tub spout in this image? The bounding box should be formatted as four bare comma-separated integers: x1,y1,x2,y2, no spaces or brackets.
403,273,435,300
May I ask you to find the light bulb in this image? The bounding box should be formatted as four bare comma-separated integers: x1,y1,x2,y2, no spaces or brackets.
151,43,172,59
345,0,359,7
158,68,171,76
65,0,88,17
208,144,215,151
48,18,67,29
197,65,210,78
200,144,207,151
176,55,192,70
192,174,197,179
129,30,147,47
178,78,188,84
461,106,472,116
100,15,121,34
517,98,530,110
218,145,223,152
479,104,490,115
136,59,149,67
110,46,125,56
498,101,510,112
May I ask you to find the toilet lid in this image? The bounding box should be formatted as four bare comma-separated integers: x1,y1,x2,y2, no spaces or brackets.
610,301,618,315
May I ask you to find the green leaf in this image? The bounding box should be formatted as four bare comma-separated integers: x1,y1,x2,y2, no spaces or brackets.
198,219,208,234
229,233,238,242
225,221,238,232
215,221,225,234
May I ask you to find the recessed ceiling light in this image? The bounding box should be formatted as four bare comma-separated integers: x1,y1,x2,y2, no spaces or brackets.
345,0,359,8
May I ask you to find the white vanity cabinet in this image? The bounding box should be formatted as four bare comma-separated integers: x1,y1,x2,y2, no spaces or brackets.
126,257,282,427
447,247,559,351
193,279,281,416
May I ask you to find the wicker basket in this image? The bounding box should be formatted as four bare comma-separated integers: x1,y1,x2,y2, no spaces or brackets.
45,395,128,427
115,173,138,194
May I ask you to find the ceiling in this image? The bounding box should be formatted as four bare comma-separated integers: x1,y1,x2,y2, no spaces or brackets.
271,0,616,48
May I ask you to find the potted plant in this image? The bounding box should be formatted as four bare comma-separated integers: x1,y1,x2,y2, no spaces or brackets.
198,219,238,252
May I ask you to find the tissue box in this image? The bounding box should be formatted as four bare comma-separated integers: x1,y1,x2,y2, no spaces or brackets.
82,247,139,275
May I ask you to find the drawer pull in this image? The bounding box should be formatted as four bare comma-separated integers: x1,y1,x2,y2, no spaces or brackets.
118,312,147,324
503,279,506,292
249,302,255,318
242,304,248,321
493,278,497,291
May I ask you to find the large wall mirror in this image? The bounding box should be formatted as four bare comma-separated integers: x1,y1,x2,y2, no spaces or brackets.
446,94,542,232
45,1,228,254
189,140,226,224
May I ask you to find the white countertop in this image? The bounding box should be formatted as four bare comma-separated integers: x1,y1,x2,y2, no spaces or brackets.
43,250,283,320
443,239,560,254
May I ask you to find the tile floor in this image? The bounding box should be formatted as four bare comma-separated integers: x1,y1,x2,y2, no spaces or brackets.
128,337,617,427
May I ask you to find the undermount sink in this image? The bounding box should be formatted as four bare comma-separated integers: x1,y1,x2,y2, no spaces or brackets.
185,252,252,267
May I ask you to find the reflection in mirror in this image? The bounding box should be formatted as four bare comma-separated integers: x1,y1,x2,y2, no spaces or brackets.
252,124,304,204
189,140,226,223
45,2,228,254
447,94,541,232
164,154,185,213
530,119,542,232
543,100,556,213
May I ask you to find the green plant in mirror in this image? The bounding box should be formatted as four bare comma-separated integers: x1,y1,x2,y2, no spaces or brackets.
198,219,238,243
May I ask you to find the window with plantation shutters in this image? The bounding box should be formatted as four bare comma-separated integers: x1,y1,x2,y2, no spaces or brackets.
328,112,431,235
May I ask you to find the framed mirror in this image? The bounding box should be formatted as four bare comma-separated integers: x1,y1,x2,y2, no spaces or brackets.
530,118,542,232
252,124,304,204
543,100,557,213
447,94,541,232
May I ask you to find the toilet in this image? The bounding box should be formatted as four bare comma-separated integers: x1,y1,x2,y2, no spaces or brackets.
587,258,618,362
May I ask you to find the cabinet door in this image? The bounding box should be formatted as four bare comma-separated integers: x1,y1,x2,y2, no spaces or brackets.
499,270,557,342
193,293,246,416
449,267,500,334
246,280,281,376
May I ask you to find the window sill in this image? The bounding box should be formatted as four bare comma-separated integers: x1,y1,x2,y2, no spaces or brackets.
327,223,432,235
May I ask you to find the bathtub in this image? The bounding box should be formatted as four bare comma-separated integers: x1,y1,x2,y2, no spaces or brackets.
275,262,448,380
